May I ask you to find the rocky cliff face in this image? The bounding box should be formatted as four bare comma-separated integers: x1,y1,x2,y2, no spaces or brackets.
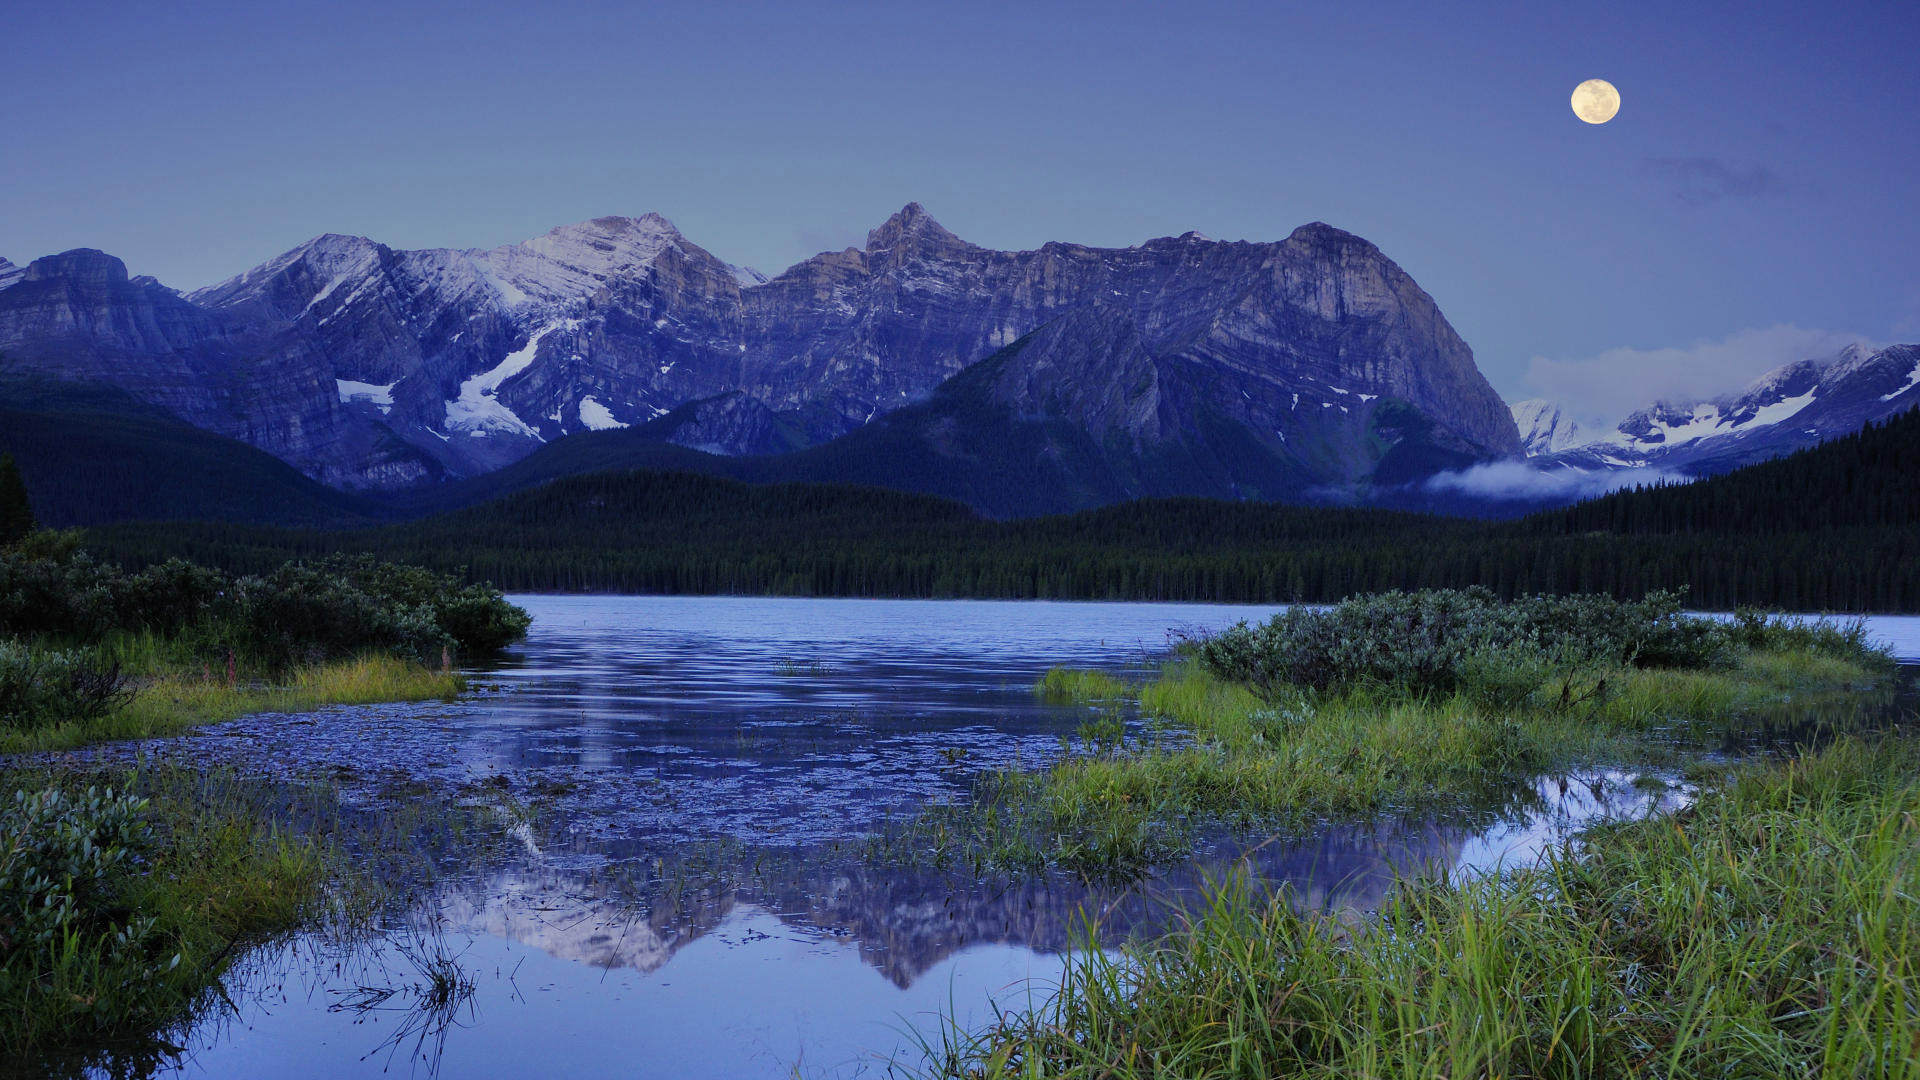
0,207,1520,492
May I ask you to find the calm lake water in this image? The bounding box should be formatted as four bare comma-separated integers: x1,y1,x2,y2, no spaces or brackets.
61,597,1920,1079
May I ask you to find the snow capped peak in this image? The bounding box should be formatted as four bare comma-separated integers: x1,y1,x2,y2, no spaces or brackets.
1820,340,1882,380
469,214,691,308
1510,399,1584,455
0,257,21,292
729,264,768,288
188,232,384,309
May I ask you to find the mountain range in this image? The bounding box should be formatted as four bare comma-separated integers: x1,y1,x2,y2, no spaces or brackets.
1510,341,1920,475
2,206,1915,521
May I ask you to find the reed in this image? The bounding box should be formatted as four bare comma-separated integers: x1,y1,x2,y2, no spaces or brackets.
927,736,1920,1078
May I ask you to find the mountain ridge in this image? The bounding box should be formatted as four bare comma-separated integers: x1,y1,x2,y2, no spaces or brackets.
0,206,1520,501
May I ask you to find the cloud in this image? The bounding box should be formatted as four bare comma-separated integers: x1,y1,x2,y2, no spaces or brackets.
1896,285,1920,336
1521,325,1881,430
1422,460,1693,502
1644,157,1799,204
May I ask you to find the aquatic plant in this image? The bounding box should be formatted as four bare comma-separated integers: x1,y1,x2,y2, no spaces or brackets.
926,736,1920,1079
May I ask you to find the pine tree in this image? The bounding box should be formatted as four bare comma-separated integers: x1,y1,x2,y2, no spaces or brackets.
0,453,34,545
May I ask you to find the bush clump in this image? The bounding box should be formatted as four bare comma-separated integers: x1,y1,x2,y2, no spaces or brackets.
0,544,530,668
0,787,171,1039
1196,587,1732,699
0,640,133,732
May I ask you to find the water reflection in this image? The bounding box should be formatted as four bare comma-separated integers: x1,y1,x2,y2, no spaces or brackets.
33,597,1917,1079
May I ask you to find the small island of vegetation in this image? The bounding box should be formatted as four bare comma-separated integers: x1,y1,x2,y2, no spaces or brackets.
912,588,1913,1078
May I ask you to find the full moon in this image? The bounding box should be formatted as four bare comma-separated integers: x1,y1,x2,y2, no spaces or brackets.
1571,79,1621,124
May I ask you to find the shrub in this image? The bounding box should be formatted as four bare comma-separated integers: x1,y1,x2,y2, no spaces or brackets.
0,787,169,1031
0,546,529,669
0,640,133,731
1196,588,1730,699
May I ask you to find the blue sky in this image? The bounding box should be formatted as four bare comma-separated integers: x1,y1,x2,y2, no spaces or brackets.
3,0,1915,420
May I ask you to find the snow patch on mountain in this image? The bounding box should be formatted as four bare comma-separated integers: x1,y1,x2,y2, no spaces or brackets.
335,379,396,413
1882,360,1920,402
446,323,568,439
577,397,627,431
0,257,22,292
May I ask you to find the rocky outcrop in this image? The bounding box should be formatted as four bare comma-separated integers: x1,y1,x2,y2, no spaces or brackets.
1,207,1520,492
1510,399,1585,455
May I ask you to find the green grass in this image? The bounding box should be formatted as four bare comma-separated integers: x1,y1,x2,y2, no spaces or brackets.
927,735,1920,1078
0,764,346,1062
883,647,1890,878
1038,668,1135,705
0,653,465,754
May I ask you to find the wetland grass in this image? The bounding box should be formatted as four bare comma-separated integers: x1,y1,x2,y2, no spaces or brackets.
0,764,340,1063
928,735,1920,1079
888,591,1897,880
0,653,465,754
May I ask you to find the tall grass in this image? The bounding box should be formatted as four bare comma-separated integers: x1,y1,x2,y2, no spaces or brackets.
0,765,338,1061
928,736,1920,1078
891,635,1890,879
0,654,463,754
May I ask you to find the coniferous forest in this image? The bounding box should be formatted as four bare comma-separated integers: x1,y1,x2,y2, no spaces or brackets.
81,408,1920,612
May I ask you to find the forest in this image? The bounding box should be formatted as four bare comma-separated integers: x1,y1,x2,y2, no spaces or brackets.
80,407,1920,612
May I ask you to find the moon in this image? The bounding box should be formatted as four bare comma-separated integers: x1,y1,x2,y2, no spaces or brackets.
1571,79,1621,124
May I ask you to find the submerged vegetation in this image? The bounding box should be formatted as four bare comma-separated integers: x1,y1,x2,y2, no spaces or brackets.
931,735,1920,1079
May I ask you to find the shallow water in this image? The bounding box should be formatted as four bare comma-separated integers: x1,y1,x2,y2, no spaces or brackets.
53,598,1920,1079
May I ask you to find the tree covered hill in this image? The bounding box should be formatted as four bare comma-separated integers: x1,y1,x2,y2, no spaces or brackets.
79,407,1920,612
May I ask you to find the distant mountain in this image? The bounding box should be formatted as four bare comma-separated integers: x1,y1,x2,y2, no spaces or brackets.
1516,342,1919,476
1,206,1519,500
0,378,381,528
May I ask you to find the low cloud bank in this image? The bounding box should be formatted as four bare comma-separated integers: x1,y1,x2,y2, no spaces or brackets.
1422,460,1693,503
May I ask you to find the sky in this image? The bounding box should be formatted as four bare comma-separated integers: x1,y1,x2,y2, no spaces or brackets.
3,0,1916,424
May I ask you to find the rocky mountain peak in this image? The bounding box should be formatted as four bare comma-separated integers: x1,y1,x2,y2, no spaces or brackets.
1510,399,1584,455
25,249,130,287
1285,221,1373,250
0,257,21,291
865,203,968,256
519,214,685,266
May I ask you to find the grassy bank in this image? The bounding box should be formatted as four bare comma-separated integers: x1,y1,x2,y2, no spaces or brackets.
929,735,1920,1078
892,647,1890,878
0,764,346,1066
0,652,465,754
887,592,1897,878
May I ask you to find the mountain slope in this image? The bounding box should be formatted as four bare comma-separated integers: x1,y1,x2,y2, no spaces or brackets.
1528,404,1920,537
0,379,383,527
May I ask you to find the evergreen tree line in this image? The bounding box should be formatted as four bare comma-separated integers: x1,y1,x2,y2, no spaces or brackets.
80,409,1920,612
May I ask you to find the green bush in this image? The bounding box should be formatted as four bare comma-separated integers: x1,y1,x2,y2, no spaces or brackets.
1196,588,1728,699
0,640,132,730
1724,608,1891,668
0,787,172,1034
0,544,529,668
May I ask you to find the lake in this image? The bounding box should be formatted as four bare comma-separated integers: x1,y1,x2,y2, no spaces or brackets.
63,597,1920,1079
